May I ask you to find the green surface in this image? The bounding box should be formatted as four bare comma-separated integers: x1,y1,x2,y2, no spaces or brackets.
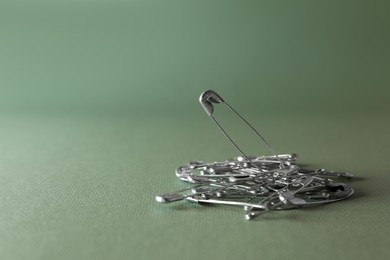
0,1,390,260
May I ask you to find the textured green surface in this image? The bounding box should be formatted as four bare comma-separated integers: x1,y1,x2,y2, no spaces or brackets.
0,114,390,260
0,1,389,260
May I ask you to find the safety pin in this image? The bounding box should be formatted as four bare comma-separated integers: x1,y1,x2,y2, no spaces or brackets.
244,176,313,218
186,196,269,210
199,90,284,169
156,178,262,203
155,90,355,220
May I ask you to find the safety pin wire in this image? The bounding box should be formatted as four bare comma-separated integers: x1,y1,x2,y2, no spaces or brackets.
201,90,284,169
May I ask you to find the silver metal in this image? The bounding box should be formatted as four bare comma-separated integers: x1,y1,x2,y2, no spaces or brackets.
199,90,284,169
155,90,355,220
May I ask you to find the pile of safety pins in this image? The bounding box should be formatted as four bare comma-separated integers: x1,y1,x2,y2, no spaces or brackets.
156,90,354,220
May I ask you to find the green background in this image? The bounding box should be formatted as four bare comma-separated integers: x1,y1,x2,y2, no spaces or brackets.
0,1,389,260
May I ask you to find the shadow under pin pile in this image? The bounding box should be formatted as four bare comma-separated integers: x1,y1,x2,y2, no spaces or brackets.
156,90,354,220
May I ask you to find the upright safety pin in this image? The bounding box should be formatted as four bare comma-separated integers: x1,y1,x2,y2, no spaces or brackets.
199,90,284,169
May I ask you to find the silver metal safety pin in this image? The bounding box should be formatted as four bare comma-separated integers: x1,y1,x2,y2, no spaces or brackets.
199,90,284,169
155,90,355,220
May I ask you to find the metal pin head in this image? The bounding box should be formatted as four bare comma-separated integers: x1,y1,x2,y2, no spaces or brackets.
199,90,224,116
155,193,185,203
